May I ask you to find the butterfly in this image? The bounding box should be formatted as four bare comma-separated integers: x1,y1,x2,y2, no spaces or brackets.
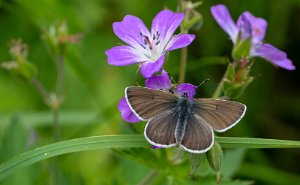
125,86,246,153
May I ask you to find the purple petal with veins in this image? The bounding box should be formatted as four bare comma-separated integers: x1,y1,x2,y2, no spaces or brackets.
251,43,296,70
105,46,146,66
176,83,197,99
113,15,150,51
145,69,171,90
118,97,140,123
166,34,195,52
140,55,165,78
151,10,184,46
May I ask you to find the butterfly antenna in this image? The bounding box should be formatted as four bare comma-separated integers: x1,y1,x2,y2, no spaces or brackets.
198,78,210,87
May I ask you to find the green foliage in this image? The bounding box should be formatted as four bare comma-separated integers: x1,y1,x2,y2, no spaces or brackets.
0,0,299,184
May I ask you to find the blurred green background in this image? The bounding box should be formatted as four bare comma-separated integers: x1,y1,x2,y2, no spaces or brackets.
0,0,299,184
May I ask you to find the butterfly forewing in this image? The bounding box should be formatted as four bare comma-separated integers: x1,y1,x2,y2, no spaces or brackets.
180,114,214,153
144,111,177,147
193,99,246,132
125,86,178,120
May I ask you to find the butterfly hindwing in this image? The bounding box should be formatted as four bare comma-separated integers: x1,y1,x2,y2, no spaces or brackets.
180,114,214,153
125,86,178,120
193,99,246,132
144,110,177,147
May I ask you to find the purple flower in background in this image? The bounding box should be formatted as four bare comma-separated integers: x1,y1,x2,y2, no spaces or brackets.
211,4,295,70
105,10,195,78
176,83,197,100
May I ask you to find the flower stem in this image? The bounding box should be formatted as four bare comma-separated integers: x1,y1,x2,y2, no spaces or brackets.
179,47,188,84
51,55,64,185
30,78,50,102
212,78,224,99
178,0,189,84
56,56,64,97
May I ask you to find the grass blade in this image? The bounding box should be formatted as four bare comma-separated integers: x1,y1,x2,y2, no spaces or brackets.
0,135,300,181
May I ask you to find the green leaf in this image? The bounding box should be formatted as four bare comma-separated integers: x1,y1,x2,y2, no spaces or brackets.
183,14,203,31
221,149,246,179
1,135,300,181
113,148,168,170
0,114,34,185
216,137,300,148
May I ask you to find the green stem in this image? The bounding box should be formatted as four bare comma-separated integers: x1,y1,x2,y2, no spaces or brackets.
51,55,64,185
30,78,50,103
212,72,226,99
178,0,189,84
56,56,64,97
178,47,188,84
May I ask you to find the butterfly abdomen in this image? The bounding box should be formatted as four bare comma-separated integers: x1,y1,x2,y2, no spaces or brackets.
175,98,192,145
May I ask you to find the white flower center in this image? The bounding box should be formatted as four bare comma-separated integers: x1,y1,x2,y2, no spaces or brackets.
139,31,163,61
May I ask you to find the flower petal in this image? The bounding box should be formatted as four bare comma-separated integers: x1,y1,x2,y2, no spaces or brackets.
236,13,252,40
251,43,296,70
105,46,146,66
176,83,197,99
151,10,184,46
118,97,140,123
211,4,239,43
166,34,195,52
238,11,267,44
140,55,165,78
145,70,171,90
113,15,151,50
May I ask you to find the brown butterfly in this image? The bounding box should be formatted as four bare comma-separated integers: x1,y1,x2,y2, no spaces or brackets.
125,86,246,153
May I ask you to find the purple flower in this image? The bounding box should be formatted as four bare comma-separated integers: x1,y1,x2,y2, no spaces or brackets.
211,4,295,70
145,70,171,90
176,83,197,100
118,97,140,123
105,10,195,78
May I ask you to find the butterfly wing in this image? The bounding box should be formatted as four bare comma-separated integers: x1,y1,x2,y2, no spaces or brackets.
180,114,214,153
144,110,177,147
125,86,178,121
192,99,246,132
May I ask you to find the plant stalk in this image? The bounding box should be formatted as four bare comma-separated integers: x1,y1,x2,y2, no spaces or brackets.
179,47,188,84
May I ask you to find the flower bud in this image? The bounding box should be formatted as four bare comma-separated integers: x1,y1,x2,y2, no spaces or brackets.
42,21,82,56
206,141,223,183
1,39,37,80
